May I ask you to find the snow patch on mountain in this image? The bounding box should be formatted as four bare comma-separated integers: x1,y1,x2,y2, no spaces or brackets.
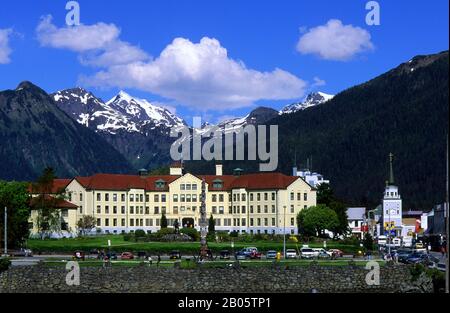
280,92,334,114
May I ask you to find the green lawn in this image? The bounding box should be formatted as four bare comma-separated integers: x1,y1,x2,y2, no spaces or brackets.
28,235,361,255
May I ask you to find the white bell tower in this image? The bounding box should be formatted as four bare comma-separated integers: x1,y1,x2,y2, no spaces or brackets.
382,153,402,236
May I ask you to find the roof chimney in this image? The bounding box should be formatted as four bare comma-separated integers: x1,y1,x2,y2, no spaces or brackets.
170,161,183,176
215,164,223,176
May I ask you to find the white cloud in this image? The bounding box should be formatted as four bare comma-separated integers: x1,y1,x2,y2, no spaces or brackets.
297,19,374,61
82,37,307,111
36,17,306,111
37,15,121,52
0,28,12,64
312,76,326,87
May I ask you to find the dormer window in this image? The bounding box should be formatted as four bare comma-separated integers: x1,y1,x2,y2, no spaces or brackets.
213,179,223,189
155,179,166,189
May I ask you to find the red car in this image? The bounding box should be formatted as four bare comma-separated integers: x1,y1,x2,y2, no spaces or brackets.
121,252,134,260
329,249,344,258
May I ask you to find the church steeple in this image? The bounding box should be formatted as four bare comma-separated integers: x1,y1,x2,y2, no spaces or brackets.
388,152,395,185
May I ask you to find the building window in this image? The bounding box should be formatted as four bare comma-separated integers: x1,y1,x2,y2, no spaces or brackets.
180,184,185,191
113,219,117,227
297,193,301,201
242,218,246,226
290,205,294,214
264,218,268,226
272,205,276,213
212,206,217,214
242,206,246,214
145,207,149,215
173,207,178,214
121,194,125,202
186,194,191,202
173,194,178,202
161,194,166,202
121,206,125,214
97,218,101,226
257,218,261,226
130,206,134,214
192,194,197,202
192,184,197,191
272,218,276,226
264,205,268,214
242,194,246,201
304,193,308,201
264,193,268,201
250,193,254,201
79,193,83,201
250,206,254,213
257,205,261,214
212,194,217,202
219,206,224,214
272,193,276,201
257,193,261,201
130,194,134,202
96,206,101,214
290,193,294,201
156,219,160,227
113,194,117,202
130,219,134,227
219,194,224,202
154,207,159,214
121,218,125,227
105,194,109,202
291,218,295,226
105,206,109,214
96,193,101,201
186,184,191,191
113,206,117,214
180,194,185,202
162,207,167,214
79,206,83,214
154,195,159,202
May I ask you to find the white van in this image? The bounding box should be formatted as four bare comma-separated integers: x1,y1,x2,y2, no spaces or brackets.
377,235,387,246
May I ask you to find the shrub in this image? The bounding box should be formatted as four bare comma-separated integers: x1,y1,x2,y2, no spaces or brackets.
134,229,146,241
157,228,175,237
123,233,133,242
0,258,11,273
180,227,199,241
230,231,239,238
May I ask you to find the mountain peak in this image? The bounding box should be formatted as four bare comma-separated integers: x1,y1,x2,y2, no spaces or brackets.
280,91,335,115
15,81,46,94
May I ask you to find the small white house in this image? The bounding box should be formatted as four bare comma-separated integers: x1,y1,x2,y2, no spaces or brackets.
347,207,366,239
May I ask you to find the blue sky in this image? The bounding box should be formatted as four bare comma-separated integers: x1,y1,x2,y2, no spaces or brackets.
0,0,448,124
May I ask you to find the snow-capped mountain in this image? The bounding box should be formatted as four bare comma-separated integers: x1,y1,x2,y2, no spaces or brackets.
280,92,334,115
198,107,279,135
52,88,185,135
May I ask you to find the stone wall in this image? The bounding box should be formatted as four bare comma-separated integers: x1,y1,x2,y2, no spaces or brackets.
0,263,414,293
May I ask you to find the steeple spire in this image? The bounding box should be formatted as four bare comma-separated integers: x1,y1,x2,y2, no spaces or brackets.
388,152,395,185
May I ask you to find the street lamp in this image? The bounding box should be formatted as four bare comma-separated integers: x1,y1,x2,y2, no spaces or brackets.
283,205,286,259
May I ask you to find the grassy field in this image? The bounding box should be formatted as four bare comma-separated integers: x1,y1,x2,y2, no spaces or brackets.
27,235,361,254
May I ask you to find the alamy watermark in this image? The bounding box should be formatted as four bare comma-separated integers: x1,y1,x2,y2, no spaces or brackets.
170,117,278,172
65,261,80,286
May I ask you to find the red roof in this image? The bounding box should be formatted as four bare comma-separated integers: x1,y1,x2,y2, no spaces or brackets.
29,195,78,209
45,172,303,192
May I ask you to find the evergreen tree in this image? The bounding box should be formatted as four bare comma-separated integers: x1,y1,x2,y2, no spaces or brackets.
208,214,215,233
160,213,168,228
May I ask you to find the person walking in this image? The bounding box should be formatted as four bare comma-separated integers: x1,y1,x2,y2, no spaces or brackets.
157,254,161,267
148,255,152,266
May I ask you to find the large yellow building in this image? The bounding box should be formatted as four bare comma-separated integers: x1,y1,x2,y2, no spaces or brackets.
29,164,316,237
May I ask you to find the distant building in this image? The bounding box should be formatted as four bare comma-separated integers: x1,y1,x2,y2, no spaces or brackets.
292,166,329,188
347,207,366,239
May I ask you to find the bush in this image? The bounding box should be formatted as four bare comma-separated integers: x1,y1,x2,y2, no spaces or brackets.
180,227,199,241
123,233,133,242
230,231,239,238
134,229,146,238
0,258,11,273
157,228,175,237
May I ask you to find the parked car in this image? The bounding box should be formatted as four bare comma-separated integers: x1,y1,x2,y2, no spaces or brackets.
121,252,134,260
318,251,331,259
405,253,437,265
235,249,248,260
266,250,278,259
73,250,85,261
169,250,181,260
238,247,261,259
300,247,315,259
329,249,344,258
11,248,33,257
285,249,298,259
397,249,413,264
249,249,262,260
137,251,147,259
106,251,118,260
219,250,231,259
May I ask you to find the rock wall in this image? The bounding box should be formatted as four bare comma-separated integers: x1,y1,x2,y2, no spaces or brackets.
0,263,414,293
